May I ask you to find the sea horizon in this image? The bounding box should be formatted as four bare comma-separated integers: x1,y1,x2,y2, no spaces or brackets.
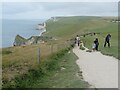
1,19,46,48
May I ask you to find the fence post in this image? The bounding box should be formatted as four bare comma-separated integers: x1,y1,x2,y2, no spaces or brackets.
38,48,40,64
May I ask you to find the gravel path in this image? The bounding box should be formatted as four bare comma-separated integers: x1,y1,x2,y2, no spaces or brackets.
73,45,118,88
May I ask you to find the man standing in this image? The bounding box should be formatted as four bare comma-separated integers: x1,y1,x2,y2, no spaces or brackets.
104,34,111,47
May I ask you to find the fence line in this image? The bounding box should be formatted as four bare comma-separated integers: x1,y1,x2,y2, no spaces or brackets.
38,48,40,64
37,40,74,64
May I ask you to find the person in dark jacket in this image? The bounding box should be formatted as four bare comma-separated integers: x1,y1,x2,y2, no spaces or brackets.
74,37,77,44
104,34,111,47
94,38,99,51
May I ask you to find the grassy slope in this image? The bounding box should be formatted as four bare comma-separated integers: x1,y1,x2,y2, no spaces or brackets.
3,47,89,88
45,16,107,39
30,50,89,88
2,16,118,88
2,37,88,88
2,43,64,83
15,35,27,45
45,16,118,59
82,23,118,59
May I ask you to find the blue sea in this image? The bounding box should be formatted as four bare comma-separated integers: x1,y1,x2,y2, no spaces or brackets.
2,19,46,48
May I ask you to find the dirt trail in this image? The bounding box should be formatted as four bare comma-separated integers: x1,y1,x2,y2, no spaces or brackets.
73,45,118,88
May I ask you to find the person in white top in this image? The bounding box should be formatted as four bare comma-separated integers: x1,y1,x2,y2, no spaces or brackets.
92,41,96,51
75,35,80,46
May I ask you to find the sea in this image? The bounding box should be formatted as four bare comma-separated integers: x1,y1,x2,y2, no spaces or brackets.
1,19,46,48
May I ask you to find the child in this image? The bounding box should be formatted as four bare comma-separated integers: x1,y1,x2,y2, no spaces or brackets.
92,41,96,51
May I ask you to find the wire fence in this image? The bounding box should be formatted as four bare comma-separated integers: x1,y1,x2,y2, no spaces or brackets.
37,40,74,64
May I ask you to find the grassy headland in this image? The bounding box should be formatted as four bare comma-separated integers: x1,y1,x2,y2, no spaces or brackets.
2,16,118,88
45,16,118,59
2,45,89,88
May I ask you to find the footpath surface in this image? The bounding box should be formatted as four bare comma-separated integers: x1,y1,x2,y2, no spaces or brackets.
73,46,118,88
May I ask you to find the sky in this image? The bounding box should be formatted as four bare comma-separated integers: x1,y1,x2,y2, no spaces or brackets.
0,0,119,47
0,0,120,2
1,1,119,19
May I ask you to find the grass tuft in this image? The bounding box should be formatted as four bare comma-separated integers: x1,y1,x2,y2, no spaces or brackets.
2,50,12,55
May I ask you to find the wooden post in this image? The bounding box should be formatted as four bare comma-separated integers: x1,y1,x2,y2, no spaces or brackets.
38,48,40,64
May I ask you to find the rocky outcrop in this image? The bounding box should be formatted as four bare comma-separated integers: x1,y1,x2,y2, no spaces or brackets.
49,17,61,22
36,23,46,30
13,35,27,46
13,35,52,46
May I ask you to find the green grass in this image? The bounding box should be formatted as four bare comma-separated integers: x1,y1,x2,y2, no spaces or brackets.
81,22,118,59
80,44,85,50
15,34,27,45
45,16,118,59
2,16,118,88
45,16,111,39
3,47,89,88
2,50,12,55
32,50,89,88
2,42,72,84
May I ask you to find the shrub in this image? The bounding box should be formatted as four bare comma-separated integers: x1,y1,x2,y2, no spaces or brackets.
80,44,85,50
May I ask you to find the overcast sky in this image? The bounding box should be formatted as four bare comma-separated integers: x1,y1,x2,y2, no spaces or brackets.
1,0,120,2
2,2,118,19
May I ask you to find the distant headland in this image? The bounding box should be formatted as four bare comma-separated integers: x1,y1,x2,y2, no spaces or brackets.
13,22,47,46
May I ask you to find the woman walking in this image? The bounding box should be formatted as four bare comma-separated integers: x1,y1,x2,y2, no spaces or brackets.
94,38,99,51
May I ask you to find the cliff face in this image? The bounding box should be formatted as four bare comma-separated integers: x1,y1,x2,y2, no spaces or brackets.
36,23,46,30
13,35,27,46
13,35,52,46
13,21,48,46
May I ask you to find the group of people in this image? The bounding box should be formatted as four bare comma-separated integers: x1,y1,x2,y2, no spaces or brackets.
75,34,111,51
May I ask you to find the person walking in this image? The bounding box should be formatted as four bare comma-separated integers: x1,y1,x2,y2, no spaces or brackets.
104,34,111,47
76,35,80,46
94,38,99,51
92,41,96,51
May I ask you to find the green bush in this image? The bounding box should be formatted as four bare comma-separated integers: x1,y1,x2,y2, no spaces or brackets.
80,44,85,50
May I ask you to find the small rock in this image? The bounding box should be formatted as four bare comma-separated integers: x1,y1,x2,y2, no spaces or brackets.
80,71,82,73
68,51,71,53
61,67,66,70
17,71,19,73
24,63,27,66
86,50,92,52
